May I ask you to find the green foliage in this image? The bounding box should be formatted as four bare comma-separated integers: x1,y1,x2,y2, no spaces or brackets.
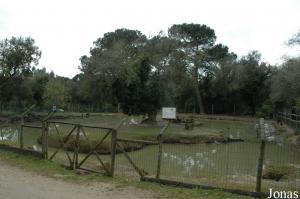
0,37,41,109
43,78,66,108
2,26,298,116
167,23,231,113
256,100,273,118
0,37,41,79
115,55,163,116
270,58,300,109
236,51,272,116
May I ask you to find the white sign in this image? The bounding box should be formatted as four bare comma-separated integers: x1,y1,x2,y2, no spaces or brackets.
162,107,176,119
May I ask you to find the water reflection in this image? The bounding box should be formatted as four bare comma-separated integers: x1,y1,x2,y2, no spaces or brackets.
0,127,19,141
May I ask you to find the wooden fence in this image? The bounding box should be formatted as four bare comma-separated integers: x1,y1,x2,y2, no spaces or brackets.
277,112,300,133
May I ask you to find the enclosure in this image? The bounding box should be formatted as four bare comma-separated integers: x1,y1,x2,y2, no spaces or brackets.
0,112,299,197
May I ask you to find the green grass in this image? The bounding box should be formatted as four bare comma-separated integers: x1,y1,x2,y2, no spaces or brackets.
40,117,249,154
0,150,253,199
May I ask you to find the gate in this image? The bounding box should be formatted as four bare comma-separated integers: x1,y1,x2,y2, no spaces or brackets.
115,122,169,179
46,120,117,176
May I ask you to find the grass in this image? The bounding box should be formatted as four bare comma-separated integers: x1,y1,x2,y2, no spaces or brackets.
0,150,254,199
40,116,249,154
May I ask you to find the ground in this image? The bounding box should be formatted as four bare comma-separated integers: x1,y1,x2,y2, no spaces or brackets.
0,159,156,199
0,150,253,199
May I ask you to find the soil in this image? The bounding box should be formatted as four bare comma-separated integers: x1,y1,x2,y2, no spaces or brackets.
0,160,157,199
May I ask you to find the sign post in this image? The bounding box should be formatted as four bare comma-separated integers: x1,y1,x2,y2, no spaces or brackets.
162,107,176,120
156,107,176,179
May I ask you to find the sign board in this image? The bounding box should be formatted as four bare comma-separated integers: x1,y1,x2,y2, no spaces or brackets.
162,107,176,119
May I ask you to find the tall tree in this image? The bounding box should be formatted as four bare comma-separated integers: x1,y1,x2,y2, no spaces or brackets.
43,78,66,108
237,51,272,116
270,58,300,109
0,37,41,87
79,29,147,111
168,23,229,113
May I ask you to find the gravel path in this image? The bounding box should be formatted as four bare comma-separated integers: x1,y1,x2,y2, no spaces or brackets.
0,160,157,199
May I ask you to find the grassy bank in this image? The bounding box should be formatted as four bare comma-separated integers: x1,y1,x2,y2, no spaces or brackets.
0,150,253,199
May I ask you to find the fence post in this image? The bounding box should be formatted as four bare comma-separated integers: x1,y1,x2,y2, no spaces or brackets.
110,129,117,177
73,125,80,169
41,121,48,159
233,104,236,115
256,139,266,193
296,114,298,133
256,119,266,193
20,116,24,149
156,138,163,179
41,121,45,158
156,121,170,179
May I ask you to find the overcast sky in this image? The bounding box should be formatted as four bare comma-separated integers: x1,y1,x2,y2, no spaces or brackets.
1,0,299,78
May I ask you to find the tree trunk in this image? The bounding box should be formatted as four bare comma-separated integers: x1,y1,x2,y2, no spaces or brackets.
141,111,157,124
194,79,205,114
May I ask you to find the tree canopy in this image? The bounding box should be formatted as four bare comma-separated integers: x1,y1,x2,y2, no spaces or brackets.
1,25,299,118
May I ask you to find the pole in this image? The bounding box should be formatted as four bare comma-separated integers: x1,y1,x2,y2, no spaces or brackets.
20,116,24,149
256,118,266,193
156,121,170,179
74,125,80,169
256,139,266,193
110,129,117,177
233,104,236,115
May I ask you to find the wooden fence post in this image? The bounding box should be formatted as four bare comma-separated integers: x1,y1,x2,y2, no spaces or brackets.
110,129,117,177
41,121,48,159
256,139,266,193
256,118,266,193
156,122,170,179
73,125,80,169
296,114,298,133
41,121,45,157
20,116,24,149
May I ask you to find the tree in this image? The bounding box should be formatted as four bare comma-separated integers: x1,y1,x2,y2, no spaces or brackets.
31,68,49,107
78,29,147,109
43,78,66,108
0,37,41,87
168,23,230,113
270,58,300,109
237,51,272,116
287,30,300,46
113,55,163,123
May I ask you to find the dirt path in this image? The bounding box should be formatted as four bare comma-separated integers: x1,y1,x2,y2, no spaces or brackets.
0,160,157,199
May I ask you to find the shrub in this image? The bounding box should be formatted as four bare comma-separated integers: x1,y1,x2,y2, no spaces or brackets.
263,165,295,181
37,135,144,154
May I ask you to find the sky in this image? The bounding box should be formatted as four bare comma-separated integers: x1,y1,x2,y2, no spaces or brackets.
0,0,299,78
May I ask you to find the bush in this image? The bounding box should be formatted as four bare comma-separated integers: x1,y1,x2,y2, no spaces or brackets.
256,101,273,118
37,135,144,154
263,165,295,181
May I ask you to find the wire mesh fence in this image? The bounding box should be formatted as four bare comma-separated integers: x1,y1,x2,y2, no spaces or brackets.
113,117,300,194
0,112,299,196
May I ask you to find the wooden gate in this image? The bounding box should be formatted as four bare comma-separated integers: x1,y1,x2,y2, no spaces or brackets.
46,120,117,176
